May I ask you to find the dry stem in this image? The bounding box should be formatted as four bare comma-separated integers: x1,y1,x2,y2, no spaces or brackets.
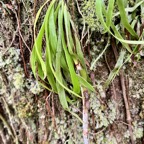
82,88,89,144
112,38,135,144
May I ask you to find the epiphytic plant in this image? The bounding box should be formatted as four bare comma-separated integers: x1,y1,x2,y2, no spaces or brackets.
30,1,94,142
30,0,94,112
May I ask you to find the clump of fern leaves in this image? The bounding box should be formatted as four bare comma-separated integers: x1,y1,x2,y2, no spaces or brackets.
30,0,94,112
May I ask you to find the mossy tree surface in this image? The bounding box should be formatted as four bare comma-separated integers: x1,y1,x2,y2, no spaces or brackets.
0,0,144,144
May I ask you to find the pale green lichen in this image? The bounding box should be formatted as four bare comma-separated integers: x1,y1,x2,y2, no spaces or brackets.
0,47,43,118
124,121,143,141
13,73,24,89
48,109,83,143
80,0,102,31
0,75,7,94
90,93,116,129
133,121,143,139
26,80,43,94
103,135,117,144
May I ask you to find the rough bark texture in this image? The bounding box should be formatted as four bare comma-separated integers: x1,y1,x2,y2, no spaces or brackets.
0,0,144,144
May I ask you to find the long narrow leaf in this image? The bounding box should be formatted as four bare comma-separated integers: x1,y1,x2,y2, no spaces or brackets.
117,0,138,38
64,5,75,55
113,0,144,17
30,18,46,79
31,0,51,79
90,38,110,70
45,0,57,91
96,0,144,45
61,4,81,94
104,50,126,88
106,0,115,29
56,7,69,110
101,4,132,53
44,2,81,98
49,6,57,54
77,75,95,92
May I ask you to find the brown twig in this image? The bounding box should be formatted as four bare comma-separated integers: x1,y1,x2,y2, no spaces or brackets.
82,88,89,144
52,93,56,128
14,2,29,77
45,92,56,128
111,38,135,144
45,91,52,115
120,72,134,144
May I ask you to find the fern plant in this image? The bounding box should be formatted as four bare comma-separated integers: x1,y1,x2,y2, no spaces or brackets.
30,0,94,111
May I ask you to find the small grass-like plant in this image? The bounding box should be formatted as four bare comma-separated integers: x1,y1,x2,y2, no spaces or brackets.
30,0,94,112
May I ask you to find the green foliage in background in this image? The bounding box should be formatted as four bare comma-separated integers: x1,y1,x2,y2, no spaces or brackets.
94,0,144,87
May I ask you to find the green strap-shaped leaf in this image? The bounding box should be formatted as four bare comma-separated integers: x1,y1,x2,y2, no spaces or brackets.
54,0,62,23
70,20,87,73
106,0,115,29
90,38,109,70
101,5,132,53
60,53,69,72
63,5,75,55
117,0,138,38
111,23,132,53
30,18,46,79
62,4,81,94
62,38,81,94
45,1,81,98
45,44,57,92
113,0,144,18
31,0,52,79
55,6,69,110
49,6,57,54
77,75,95,92
104,50,126,88
45,0,57,91
75,34,87,70
95,0,144,45
33,0,50,31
